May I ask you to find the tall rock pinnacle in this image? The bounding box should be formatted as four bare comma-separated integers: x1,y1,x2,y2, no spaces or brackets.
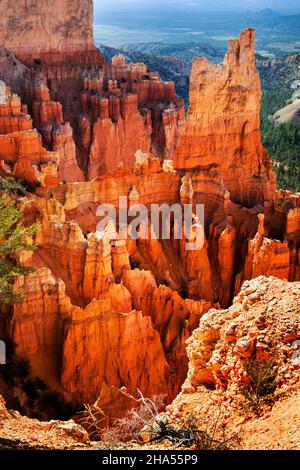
174,28,276,207
0,0,95,58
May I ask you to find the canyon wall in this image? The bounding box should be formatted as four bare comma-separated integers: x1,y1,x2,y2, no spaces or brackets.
0,50,184,182
0,82,59,186
174,29,276,208
11,268,172,404
0,0,95,58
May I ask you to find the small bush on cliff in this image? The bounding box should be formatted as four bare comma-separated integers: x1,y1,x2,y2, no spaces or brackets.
91,392,239,450
0,194,39,305
241,358,278,414
0,177,27,196
0,356,31,386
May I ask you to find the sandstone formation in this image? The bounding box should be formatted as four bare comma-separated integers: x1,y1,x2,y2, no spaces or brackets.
61,300,170,404
0,0,95,58
0,393,93,450
183,276,300,394
160,277,300,450
0,55,184,181
0,0,299,444
11,267,171,405
174,29,276,208
236,195,300,290
80,58,185,177
21,79,85,182
0,0,185,181
123,269,212,387
11,187,214,400
242,214,291,282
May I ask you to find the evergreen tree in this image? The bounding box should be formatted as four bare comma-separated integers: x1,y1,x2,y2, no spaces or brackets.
0,179,39,306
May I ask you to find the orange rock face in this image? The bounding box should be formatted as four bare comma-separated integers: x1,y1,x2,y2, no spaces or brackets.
1,12,300,433
242,214,290,282
1,56,184,183
11,268,72,389
86,94,152,178
0,0,94,58
123,269,212,390
22,79,85,182
62,300,170,404
11,267,171,404
0,0,185,182
15,168,213,397
0,82,32,133
164,276,300,450
79,60,185,177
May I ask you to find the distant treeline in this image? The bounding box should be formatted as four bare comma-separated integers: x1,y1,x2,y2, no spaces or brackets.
261,89,300,192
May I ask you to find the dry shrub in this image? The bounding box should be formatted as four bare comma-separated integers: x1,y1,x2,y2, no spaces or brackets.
101,391,166,446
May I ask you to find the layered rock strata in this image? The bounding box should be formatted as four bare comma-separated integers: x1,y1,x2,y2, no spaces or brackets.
0,0,95,58
0,19,300,430
0,83,59,185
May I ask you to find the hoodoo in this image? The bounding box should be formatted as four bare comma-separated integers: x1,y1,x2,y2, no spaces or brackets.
0,0,184,182
0,1,299,450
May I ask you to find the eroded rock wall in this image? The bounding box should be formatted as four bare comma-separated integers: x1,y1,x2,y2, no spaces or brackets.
0,0,95,58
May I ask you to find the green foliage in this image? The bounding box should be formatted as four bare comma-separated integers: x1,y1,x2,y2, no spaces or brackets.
0,187,39,306
260,90,300,192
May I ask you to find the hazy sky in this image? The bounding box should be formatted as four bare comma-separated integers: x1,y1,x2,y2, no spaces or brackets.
95,0,300,12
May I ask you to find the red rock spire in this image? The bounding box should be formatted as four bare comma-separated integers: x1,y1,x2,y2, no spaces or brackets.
174,28,276,207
